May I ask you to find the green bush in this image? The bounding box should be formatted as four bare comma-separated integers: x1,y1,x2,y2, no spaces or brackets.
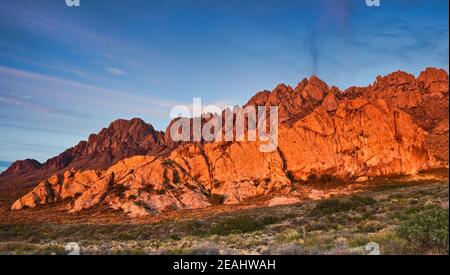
349,195,377,206
397,207,449,253
309,196,376,216
260,216,280,225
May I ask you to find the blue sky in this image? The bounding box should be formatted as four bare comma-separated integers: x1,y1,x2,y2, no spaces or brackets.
0,0,448,166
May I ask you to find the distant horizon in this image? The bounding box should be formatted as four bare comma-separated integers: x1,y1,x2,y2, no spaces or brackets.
1,0,448,163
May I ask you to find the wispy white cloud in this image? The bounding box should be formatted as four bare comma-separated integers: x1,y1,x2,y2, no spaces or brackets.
0,1,147,72
150,78,161,86
0,121,82,137
0,2,117,52
106,67,127,76
0,92,90,120
0,52,87,78
102,52,143,68
0,66,181,110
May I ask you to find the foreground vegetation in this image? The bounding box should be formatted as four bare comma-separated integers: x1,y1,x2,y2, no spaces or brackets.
0,179,448,255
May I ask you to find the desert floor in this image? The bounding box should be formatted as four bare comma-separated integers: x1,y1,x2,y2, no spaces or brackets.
0,169,448,255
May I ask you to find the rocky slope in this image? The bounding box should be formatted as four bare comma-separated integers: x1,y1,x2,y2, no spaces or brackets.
8,67,449,217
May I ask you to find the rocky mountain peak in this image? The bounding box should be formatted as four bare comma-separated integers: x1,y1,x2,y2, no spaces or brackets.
0,159,42,177
418,67,449,95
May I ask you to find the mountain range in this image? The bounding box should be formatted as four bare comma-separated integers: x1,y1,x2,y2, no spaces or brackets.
1,67,448,217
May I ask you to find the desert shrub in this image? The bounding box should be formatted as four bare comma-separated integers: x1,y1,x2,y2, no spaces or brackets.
309,199,347,216
307,220,330,231
0,242,36,255
168,234,181,240
112,248,147,255
418,168,449,177
279,228,301,242
209,215,261,235
209,193,225,205
390,205,431,220
371,183,408,192
309,196,376,216
178,216,279,237
190,243,221,255
36,245,68,255
358,220,385,233
397,207,449,253
349,195,376,206
208,215,278,236
163,248,190,255
350,232,411,255
260,216,280,225
270,243,304,255
116,232,134,241
180,219,205,236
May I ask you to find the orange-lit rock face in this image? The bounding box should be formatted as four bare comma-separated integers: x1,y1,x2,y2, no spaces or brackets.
278,99,436,180
418,67,449,95
10,68,449,216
